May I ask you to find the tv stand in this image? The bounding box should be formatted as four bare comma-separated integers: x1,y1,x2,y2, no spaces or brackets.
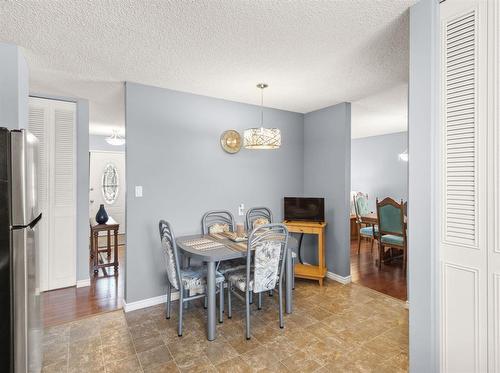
283,220,327,286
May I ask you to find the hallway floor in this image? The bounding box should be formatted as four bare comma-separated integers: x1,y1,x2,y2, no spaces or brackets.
350,238,407,301
42,279,408,373
42,245,125,327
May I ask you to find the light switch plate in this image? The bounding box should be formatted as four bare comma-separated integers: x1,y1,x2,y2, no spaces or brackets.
135,186,143,197
238,203,245,216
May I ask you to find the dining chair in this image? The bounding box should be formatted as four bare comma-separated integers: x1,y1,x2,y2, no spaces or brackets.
202,209,246,274
246,206,297,290
159,220,225,336
201,210,245,316
375,197,407,273
226,223,289,340
353,192,378,255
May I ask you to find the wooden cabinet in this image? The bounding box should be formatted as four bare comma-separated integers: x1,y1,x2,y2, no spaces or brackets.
283,220,327,286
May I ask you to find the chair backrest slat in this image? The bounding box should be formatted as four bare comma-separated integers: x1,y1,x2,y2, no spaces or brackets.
247,223,288,293
201,210,236,235
245,206,273,231
159,220,182,290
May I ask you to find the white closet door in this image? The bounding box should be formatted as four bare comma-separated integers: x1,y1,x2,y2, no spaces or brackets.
489,0,500,371
50,101,76,289
439,1,488,372
28,97,76,291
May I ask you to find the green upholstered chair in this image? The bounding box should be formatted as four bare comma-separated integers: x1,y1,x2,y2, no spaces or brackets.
376,197,407,273
353,192,378,255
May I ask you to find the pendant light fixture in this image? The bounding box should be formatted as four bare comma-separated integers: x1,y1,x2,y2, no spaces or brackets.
105,130,126,146
243,83,281,149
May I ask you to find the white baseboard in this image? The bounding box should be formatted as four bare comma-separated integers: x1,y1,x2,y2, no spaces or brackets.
123,292,179,313
76,278,90,288
326,271,352,284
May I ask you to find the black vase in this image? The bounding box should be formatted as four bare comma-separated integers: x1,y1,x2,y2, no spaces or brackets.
95,204,109,224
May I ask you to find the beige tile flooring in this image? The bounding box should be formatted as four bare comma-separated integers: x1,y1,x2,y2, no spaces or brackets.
42,279,408,373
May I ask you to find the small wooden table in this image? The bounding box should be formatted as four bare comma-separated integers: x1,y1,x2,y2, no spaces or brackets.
283,220,327,286
90,217,119,275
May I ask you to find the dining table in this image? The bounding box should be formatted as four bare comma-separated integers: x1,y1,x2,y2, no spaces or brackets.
176,233,294,341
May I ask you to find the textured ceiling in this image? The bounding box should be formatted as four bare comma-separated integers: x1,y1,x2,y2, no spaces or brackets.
0,0,414,135
351,83,408,139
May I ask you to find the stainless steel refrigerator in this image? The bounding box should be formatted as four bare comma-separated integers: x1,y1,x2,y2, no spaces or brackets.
0,128,42,373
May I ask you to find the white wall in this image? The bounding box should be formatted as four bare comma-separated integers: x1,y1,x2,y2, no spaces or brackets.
351,131,408,211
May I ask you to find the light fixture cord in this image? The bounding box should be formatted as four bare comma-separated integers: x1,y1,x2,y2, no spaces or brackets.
260,86,264,128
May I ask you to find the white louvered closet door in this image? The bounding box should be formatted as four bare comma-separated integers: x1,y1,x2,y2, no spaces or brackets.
29,97,76,291
440,1,488,372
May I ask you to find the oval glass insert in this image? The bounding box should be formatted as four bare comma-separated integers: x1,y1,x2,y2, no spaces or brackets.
102,163,119,204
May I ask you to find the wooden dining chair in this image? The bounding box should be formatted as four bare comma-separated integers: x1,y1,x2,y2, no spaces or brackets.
375,197,407,273
353,192,377,255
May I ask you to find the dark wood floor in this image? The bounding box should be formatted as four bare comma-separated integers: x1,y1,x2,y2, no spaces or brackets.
42,245,125,327
350,238,407,301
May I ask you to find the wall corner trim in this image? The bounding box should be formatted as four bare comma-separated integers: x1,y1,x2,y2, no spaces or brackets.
76,278,91,288
326,271,352,284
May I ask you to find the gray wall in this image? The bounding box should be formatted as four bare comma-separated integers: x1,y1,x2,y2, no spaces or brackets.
90,134,125,152
408,0,439,371
125,82,304,303
351,132,408,211
0,43,28,130
303,103,351,278
76,101,90,281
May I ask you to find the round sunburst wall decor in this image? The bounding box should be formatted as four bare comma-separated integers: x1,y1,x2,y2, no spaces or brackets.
220,130,242,154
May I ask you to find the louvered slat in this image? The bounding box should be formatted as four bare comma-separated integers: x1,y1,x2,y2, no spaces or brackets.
54,109,74,207
444,10,477,247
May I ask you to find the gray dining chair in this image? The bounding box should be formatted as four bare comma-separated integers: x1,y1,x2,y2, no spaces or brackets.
201,210,245,317
159,220,225,335
226,223,289,340
246,206,297,290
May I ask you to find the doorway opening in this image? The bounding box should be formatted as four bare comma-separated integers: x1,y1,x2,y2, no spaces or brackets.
88,149,126,310
349,85,409,301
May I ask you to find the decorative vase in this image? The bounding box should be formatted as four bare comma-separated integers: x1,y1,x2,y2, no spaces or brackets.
95,204,109,224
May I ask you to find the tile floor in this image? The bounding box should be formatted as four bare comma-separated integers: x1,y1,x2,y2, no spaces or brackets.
42,279,408,373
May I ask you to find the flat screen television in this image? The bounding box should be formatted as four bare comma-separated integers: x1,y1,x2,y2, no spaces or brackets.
284,197,325,222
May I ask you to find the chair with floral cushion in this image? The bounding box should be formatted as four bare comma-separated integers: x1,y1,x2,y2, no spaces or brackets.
376,197,407,273
159,220,225,336
201,210,245,317
353,192,378,255
202,210,246,275
245,206,297,290
227,223,289,340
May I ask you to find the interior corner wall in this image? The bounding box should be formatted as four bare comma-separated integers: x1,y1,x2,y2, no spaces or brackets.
408,0,439,372
125,82,304,303
76,100,90,281
0,43,29,130
303,103,351,278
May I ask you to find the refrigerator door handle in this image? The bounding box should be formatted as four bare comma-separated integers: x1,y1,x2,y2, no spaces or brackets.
28,213,42,230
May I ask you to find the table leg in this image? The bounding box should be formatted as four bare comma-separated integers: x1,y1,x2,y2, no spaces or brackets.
93,232,98,273
285,247,293,314
107,230,111,261
206,261,216,341
114,228,118,273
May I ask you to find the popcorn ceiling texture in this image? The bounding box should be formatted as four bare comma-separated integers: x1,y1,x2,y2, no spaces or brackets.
0,0,415,134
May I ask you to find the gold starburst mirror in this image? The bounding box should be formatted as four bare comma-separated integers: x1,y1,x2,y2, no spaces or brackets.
220,130,242,154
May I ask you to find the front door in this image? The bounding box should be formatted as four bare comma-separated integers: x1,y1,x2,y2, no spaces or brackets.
89,151,125,234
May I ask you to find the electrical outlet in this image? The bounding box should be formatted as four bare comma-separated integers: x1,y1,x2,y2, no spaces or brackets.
238,203,245,216
135,186,143,197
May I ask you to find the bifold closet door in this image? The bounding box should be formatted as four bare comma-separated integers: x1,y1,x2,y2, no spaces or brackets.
439,1,488,372
29,97,76,291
